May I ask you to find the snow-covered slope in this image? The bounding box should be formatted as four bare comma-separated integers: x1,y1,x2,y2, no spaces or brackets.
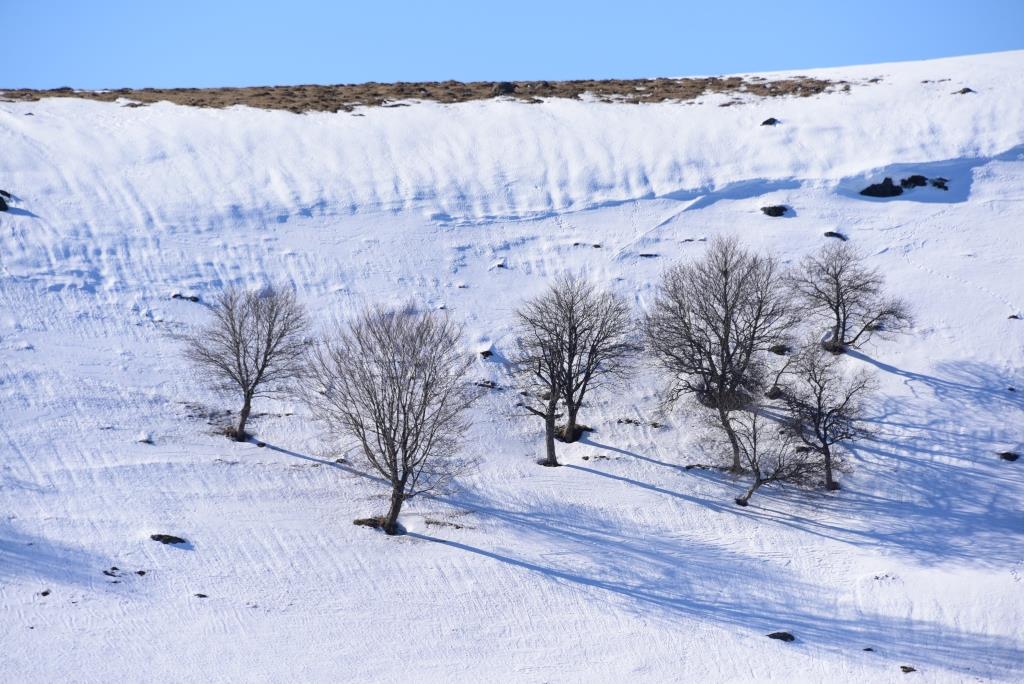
1,51,1023,683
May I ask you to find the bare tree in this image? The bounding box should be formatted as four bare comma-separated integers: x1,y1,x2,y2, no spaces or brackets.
732,409,822,506
790,242,912,352
782,345,876,490
184,285,309,441
645,236,795,472
511,294,567,467
305,305,479,535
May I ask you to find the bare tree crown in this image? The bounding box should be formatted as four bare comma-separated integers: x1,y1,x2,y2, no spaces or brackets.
306,305,479,516
184,285,309,439
790,242,912,350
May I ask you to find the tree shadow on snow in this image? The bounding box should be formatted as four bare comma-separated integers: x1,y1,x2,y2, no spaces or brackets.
410,492,1023,679
0,525,108,587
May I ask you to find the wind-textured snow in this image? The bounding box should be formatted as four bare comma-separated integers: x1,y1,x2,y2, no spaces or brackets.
1,51,1023,683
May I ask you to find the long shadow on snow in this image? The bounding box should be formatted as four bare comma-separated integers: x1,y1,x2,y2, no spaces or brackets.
411,490,1023,679
0,525,109,587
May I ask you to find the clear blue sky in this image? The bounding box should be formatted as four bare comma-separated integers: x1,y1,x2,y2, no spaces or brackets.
4,0,1023,88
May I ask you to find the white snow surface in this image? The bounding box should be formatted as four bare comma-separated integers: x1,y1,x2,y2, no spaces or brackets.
1,51,1023,682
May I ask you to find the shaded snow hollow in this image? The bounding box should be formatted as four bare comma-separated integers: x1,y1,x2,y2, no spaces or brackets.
1,51,1023,683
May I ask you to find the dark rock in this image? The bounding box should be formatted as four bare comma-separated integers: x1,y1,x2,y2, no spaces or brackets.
1008,386,1017,392
136,570,146,576
474,379,499,390
593,244,602,248
860,177,903,198
930,177,949,191
1009,314,1020,320
40,589,50,597
767,631,795,642
769,344,791,356
256,441,266,448
194,593,208,598
761,117,781,126
998,452,1019,462
900,665,916,673
188,295,199,302
863,647,874,652
900,175,928,189
150,534,187,545
955,87,974,94
492,81,516,96
761,205,788,217
638,253,659,258
824,231,848,241
480,349,493,359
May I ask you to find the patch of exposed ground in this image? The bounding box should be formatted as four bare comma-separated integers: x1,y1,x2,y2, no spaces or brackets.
0,75,846,113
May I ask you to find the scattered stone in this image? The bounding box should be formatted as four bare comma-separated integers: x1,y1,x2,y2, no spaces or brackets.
863,647,874,652
617,417,642,425
638,253,659,258
860,177,903,197
998,452,1019,462
40,589,50,597
1009,314,1020,320
480,349,493,359
102,566,120,577
761,205,788,217
194,593,208,599
929,177,949,191
649,421,663,428
592,244,602,248
900,175,928,189
256,441,266,448
954,87,974,94
767,631,795,642
769,344,791,356
900,665,916,673
491,81,516,96
761,117,781,126
474,379,500,390
1008,387,1017,392
824,231,848,241
150,534,187,545
136,570,146,576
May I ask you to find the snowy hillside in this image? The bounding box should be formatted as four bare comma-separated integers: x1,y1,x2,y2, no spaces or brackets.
2,50,1023,683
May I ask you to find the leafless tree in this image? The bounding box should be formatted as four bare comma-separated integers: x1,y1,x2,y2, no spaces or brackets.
520,274,634,443
782,345,876,490
305,305,479,535
732,409,822,506
645,236,795,472
790,242,913,352
511,294,567,467
184,285,309,441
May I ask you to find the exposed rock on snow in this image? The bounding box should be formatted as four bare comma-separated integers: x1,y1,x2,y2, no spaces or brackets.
860,177,903,197
767,632,796,642
150,534,188,545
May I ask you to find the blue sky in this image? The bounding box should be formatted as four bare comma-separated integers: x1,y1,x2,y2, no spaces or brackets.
4,1,1023,88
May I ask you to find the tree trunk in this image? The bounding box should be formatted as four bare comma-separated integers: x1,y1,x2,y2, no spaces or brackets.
823,447,839,490
543,395,559,466
563,402,580,443
735,479,762,506
719,406,742,473
382,486,405,535
236,393,252,441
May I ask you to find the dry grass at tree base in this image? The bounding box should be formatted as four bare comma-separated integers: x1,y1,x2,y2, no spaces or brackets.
1,76,844,113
